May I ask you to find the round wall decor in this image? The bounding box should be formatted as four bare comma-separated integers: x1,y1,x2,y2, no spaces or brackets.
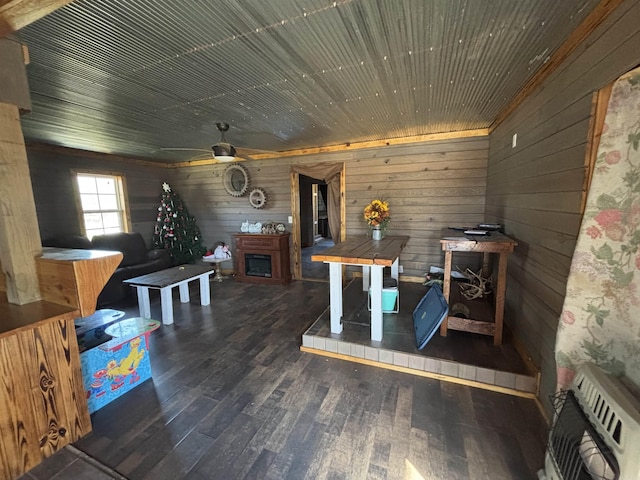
222,163,249,197
249,187,267,209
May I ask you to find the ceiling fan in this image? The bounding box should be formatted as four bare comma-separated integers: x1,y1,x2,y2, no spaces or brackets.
161,122,261,163
211,122,241,162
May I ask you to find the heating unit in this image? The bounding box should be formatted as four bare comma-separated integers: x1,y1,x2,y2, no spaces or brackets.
538,363,640,480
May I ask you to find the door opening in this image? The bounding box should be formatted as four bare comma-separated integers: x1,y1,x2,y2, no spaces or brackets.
290,163,345,281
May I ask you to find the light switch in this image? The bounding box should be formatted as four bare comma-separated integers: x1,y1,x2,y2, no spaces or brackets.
288,215,293,224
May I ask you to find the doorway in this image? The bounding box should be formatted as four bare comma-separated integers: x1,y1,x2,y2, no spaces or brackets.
290,163,346,280
299,176,333,279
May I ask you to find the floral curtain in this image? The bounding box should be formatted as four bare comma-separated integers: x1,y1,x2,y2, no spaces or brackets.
556,66,640,390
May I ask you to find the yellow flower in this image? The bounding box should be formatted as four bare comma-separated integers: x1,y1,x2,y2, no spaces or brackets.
364,199,390,229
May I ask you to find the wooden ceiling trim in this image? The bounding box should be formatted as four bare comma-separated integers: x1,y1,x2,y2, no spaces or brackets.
0,0,74,37
169,128,489,167
489,0,625,133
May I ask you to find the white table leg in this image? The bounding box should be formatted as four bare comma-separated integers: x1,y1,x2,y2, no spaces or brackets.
179,282,190,303
160,287,174,325
391,258,399,282
136,286,151,318
362,265,370,291
329,262,343,334
199,273,211,306
370,265,383,342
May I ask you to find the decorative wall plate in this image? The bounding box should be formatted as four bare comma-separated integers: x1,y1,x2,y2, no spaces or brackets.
276,223,286,233
249,187,267,209
222,163,249,197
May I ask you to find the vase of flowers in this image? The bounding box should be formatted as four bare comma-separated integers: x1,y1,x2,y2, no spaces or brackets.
364,199,390,240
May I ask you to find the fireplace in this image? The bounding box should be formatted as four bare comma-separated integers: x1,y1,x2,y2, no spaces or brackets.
233,233,291,285
245,253,272,277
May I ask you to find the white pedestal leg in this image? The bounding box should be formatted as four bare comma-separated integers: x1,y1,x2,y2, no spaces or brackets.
370,265,383,341
137,287,151,318
160,287,174,325
362,265,370,291
329,262,343,334
199,274,211,306
179,282,190,303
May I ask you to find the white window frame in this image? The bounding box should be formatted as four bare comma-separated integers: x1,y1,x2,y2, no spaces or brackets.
71,169,131,239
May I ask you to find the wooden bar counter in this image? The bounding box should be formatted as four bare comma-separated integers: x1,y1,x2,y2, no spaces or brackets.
0,248,122,480
312,235,410,342
439,231,517,345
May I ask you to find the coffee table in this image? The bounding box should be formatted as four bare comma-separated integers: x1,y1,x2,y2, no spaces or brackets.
123,265,215,325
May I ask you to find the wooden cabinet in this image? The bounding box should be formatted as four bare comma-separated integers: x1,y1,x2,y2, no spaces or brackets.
0,307,90,480
233,233,291,285
0,248,122,479
439,232,517,345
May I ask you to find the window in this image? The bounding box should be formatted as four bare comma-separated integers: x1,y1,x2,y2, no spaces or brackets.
73,171,129,239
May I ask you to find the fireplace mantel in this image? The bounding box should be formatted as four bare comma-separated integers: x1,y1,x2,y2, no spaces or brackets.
233,233,291,285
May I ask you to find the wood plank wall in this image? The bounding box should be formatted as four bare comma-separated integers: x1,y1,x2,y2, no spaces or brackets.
170,136,488,280
26,146,168,246
486,0,640,411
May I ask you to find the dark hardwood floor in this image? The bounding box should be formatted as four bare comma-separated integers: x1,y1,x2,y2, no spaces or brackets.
301,237,333,279
20,279,548,480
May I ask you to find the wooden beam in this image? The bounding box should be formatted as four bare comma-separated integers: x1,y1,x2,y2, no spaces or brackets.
0,37,31,111
490,0,625,132
171,128,490,167
0,102,42,305
0,0,75,37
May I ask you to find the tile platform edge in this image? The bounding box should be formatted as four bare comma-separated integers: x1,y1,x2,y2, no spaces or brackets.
300,345,538,398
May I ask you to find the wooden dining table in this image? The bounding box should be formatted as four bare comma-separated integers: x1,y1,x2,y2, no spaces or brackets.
311,235,410,341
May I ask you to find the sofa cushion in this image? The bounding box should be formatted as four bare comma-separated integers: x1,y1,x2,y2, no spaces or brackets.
91,232,148,267
43,234,92,249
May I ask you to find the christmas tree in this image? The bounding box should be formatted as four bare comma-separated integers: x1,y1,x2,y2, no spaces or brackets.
153,182,206,264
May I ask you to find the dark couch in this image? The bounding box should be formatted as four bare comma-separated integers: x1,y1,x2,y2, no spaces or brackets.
43,232,172,307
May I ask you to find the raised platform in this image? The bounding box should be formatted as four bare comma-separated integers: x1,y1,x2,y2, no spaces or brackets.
302,279,539,396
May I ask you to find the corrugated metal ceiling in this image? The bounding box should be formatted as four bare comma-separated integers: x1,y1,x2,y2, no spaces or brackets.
15,0,601,162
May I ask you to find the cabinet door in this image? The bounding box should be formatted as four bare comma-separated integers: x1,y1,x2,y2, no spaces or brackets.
0,318,91,478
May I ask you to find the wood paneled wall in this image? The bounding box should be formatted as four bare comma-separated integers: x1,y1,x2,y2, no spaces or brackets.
26,146,168,246
486,0,640,411
171,136,488,279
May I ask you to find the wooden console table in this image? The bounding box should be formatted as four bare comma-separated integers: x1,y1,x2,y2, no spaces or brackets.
233,233,291,285
439,231,517,345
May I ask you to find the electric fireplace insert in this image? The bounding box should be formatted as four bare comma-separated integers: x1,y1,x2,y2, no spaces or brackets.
245,253,272,277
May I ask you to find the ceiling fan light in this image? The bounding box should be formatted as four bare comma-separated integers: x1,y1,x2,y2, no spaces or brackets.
212,142,237,162
215,155,236,163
